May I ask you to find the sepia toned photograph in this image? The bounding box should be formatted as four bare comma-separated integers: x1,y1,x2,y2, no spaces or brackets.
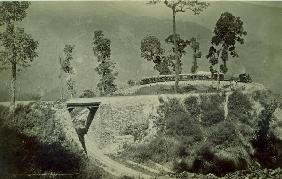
0,0,282,178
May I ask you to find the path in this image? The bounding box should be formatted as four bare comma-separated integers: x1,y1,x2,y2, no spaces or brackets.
85,132,153,178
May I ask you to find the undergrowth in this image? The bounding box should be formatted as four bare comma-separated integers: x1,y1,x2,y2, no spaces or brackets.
123,90,282,177
0,103,103,178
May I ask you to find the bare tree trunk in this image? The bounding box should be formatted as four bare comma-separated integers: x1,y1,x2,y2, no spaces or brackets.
10,62,16,112
69,74,74,98
192,48,197,73
60,74,64,100
172,8,180,93
217,63,220,90
216,49,222,90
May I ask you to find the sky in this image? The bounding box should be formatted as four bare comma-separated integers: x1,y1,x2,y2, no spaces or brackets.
0,1,282,99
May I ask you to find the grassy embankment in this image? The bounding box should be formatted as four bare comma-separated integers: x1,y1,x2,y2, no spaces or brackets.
0,101,106,178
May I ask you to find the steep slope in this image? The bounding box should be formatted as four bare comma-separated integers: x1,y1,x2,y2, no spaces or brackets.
71,86,282,177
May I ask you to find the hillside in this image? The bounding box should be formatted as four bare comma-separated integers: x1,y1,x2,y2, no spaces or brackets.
65,83,282,178
0,1,281,100
2,81,282,178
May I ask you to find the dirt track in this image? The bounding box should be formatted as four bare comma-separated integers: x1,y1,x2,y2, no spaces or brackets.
85,131,154,178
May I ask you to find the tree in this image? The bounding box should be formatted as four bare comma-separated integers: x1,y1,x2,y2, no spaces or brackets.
61,44,76,98
149,0,209,92
92,30,118,96
79,89,96,98
0,2,38,111
206,12,247,84
188,37,201,73
140,35,172,75
58,57,64,100
165,33,190,73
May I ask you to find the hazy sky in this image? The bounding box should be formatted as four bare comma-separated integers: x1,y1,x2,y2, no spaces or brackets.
0,1,282,99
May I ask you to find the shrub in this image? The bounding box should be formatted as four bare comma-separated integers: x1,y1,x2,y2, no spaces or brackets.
125,136,177,163
208,121,237,146
200,94,225,125
228,91,253,124
122,97,204,164
123,122,149,141
157,97,202,137
183,96,200,117
79,89,96,98
192,146,247,177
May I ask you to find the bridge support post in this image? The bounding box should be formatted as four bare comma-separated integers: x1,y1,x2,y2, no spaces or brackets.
67,101,101,154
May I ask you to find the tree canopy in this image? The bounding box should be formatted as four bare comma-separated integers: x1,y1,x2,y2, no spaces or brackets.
92,30,118,96
207,12,247,74
141,35,172,75
0,1,30,25
148,0,209,93
0,1,38,110
0,25,38,70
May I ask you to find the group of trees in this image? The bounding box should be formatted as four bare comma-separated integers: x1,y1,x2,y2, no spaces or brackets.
141,0,247,92
58,30,118,99
141,0,209,93
0,0,248,111
0,2,118,112
58,29,118,100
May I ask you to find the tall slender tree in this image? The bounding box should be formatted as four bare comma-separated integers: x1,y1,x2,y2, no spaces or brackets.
206,12,247,85
92,30,118,96
149,0,209,93
0,2,38,111
189,37,201,73
58,56,65,99
62,44,76,98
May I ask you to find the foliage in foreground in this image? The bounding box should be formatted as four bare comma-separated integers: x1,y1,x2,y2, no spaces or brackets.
123,90,281,177
0,103,103,178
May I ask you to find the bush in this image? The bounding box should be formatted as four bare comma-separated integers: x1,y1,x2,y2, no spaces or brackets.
79,89,96,98
183,96,200,117
122,91,282,176
123,122,149,141
228,91,253,124
192,146,248,177
157,97,202,137
125,136,178,163
200,94,225,125
208,121,237,146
